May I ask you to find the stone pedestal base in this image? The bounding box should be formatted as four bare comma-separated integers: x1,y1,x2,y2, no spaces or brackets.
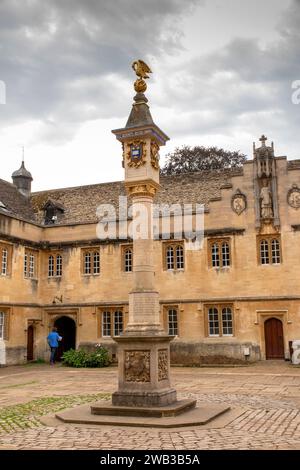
112,388,177,407
91,398,196,417
55,403,231,428
112,334,176,408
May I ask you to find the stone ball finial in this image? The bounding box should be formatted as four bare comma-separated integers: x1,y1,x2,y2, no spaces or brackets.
134,78,147,93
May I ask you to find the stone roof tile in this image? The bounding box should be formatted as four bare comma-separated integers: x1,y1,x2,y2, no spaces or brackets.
0,178,36,221
30,169,240,225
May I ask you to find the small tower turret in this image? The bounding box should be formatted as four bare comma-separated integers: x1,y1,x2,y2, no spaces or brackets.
12,156,33,198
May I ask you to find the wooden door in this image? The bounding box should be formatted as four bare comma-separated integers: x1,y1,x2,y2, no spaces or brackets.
27,325,34,361
264,318,284,359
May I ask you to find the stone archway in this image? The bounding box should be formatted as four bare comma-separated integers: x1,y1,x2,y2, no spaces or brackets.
54,316,76,361
264,317,284,359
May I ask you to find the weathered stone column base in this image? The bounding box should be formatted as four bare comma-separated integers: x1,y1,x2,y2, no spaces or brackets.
111,334,177,407
112,388,177,407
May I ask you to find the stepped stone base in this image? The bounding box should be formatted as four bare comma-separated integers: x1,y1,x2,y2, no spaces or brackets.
112,388,177,407
92,398,196,417
56,402,230,428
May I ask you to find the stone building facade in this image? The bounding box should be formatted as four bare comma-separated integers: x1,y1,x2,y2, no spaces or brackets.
1,135,300,366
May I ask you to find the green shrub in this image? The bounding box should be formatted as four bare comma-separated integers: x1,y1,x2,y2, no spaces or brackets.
61,345,111,368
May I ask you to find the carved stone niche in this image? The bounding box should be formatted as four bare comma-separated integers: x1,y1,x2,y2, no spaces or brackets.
231,189,247,215
253,135,280,229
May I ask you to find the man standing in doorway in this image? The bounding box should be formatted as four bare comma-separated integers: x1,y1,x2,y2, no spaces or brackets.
47,327,61,365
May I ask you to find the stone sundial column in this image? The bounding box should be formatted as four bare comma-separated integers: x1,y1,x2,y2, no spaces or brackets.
111,61,177,407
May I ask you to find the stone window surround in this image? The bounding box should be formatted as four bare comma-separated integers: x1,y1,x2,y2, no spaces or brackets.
167,307,179,336
98,307,125,338
162,241,185,271
121,244,133,272
47,251,63,277
257,235,282,265
204,303,235,338
0,241,13,277
24,247,39,279
207,237,232,269
0,311,4,339
162,305,180,337
81,247,100,276
0,306,11,340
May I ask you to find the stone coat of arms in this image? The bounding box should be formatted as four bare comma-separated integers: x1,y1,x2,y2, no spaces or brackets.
287,185,300,209
231,189,247,215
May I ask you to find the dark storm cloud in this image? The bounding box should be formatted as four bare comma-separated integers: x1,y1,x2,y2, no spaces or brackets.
162,0,300,156
0,0,199,137
1,0,299,157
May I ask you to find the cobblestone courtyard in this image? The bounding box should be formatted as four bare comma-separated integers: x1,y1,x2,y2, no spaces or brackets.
0,361,300,450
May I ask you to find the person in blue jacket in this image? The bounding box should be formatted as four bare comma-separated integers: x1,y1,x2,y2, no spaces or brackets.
47,327,61,365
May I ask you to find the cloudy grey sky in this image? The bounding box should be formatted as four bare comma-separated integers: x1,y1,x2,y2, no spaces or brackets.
0,0,299,191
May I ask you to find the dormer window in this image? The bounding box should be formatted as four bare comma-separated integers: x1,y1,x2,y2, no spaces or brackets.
43,199,65,225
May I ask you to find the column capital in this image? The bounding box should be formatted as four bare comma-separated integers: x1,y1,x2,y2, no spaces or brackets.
125,180,160,198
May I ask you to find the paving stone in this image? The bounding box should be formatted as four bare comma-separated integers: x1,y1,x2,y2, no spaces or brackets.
1,361,300,449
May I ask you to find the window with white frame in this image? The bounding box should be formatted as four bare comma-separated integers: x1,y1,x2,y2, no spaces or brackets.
48,253,63,277
1,248,8,275
207,305,234,337
123,247,133,272
82,249,100,275
168,308,178,336
259,237,281,265
222,242,230,267
24,249,38,278
222,307,233,336
260,239,269,264
271,239,281,264
211,243,219,268
0,243,11,276
209,239,231,268
102,311,111,337
166,246,174,270
0,312,4,339
48,255,54,276
164,243,185,270
56,254,62,276
29,253,35,278
84,251,91,274
208,307,219,336
101,309,124,337
93,251,100,274
114,311,123,337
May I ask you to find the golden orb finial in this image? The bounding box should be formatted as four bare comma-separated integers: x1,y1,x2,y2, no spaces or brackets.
132,59,152,93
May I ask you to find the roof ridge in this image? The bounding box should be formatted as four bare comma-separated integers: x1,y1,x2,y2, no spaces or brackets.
31,179,124,195
0,177,15,188
31,168,242,195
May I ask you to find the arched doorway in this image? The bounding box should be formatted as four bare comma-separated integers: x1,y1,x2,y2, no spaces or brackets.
264,317,284,359
54,316,76,361
27,325,34,361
